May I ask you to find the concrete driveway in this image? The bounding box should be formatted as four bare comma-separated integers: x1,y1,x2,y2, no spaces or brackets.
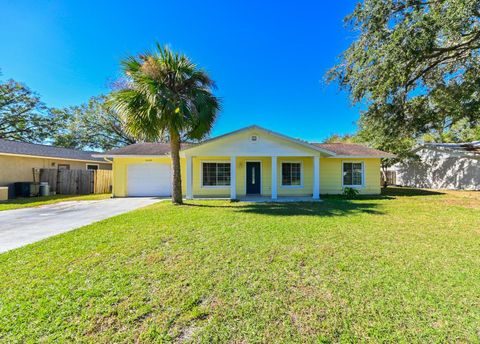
0,197,160,253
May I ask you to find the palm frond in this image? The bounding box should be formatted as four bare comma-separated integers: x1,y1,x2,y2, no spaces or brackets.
109,42,220,142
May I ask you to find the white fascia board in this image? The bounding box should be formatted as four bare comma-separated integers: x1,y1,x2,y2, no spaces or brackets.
92,154,171,158
327,155,394,159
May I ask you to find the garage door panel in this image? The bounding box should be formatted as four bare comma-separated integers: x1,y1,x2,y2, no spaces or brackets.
127,163,171,197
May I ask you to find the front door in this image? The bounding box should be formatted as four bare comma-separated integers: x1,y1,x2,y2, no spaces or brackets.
246,162,261,194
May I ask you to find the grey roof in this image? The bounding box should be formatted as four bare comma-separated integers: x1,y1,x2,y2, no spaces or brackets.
423,141,480,153
0,139,108,162
101,142,191,156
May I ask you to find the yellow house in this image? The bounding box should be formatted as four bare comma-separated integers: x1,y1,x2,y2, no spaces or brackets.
95,126,394,200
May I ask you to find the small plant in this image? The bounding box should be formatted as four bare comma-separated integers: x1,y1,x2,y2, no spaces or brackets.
342,187,359,199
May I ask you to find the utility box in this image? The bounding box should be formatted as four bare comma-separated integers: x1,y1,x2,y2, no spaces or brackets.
0,187,8,201
14,182,39,197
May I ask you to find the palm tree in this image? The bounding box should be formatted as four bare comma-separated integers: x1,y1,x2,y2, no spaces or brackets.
109,44,220,204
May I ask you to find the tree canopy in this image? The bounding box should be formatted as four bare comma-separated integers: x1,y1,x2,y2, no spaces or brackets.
322,133,358,144
328,0,480,142
51,96,137,151
0,79,56,143
0,71,137,150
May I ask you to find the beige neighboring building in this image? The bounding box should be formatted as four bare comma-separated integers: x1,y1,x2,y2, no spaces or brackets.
0,139,111,187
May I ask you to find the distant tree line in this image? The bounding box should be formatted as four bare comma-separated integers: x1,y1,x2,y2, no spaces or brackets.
0,71,137,151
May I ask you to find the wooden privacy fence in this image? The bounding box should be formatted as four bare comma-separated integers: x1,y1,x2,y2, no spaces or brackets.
39,169,112,195
94,169,112,194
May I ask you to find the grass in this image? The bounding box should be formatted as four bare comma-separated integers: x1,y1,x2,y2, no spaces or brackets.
0,193,111,211
0,188,479,342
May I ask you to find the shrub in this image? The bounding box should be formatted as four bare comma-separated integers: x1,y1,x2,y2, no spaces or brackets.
343,187,359,199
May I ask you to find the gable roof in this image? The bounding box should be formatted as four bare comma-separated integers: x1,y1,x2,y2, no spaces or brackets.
311,143,396,158
0,139,108,162
181,125,338,155
94,125,395,158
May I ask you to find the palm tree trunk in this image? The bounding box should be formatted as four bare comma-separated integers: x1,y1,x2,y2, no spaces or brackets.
170,129,183,204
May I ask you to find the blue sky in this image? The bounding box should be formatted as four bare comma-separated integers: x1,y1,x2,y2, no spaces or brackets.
0,0,360,142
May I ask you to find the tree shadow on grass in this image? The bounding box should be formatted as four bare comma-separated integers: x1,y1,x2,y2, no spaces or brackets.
0,195,68,206
320,187,444,202
185,200,384,217
236,201,384,217
381,187,445,197
183,187,445,217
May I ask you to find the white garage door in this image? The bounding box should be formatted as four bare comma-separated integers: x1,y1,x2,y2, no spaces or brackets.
127,163,171,197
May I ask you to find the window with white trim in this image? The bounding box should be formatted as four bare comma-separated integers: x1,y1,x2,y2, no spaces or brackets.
281,162,302,186
343,162,363,186
86,164,99,170
202,162,231,186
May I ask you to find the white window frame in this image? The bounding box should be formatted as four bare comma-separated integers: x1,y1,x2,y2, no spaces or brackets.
86,163,100,170
280,161,304,188
342,161,365,188
58,164,70,170
200,161,231,188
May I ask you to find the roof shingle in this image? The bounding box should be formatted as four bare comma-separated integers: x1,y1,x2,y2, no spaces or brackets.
312,143,395,157
423,141,480,153
0,139,107,162
102,142,191,156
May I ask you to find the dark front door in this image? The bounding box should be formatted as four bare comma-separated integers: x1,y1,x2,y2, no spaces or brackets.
246,162,261,194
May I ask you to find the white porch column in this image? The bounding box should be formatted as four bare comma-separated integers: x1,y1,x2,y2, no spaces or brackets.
313,156,320,199
230,156,237,199
186,155,193,200
271,156,277,200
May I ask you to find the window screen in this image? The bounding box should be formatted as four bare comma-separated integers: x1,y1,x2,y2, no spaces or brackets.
343,162,363,186
202,163,231,186
282,162,301,186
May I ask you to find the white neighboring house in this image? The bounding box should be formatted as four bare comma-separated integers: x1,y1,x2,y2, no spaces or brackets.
392,141,480,190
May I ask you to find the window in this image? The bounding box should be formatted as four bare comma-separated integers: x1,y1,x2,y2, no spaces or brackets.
86,164,99,170
343,162,364,186
58,164,70,170
202,162,231,186
282,162,302,186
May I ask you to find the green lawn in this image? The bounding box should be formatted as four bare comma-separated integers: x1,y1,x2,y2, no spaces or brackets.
0,193,111,211
0,188,479,342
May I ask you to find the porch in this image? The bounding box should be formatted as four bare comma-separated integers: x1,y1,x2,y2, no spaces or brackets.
184,195,323,203
238,195,322,202
185,155,321,200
